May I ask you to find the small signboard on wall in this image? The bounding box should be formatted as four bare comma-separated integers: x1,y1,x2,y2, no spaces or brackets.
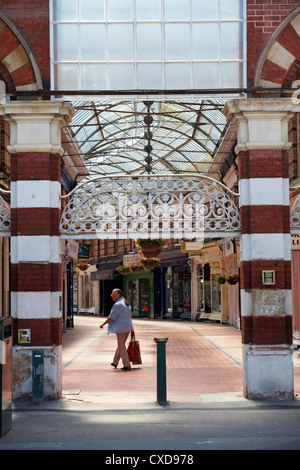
18,329,31,344
262,270,275,285
78,244,90,259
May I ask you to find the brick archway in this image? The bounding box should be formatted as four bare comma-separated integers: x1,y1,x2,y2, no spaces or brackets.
254,7,300,88
0,12,42,91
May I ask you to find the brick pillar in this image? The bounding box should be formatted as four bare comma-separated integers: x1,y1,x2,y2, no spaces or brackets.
224,99,295,400
4,101,74,400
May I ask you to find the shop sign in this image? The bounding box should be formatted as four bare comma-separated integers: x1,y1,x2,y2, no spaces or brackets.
91,271,114,280
179,273,191,280
67,240,79,259
181,241,203,253
78,243,90,259
262,270,275,285
291,235,300,250
222,237,235,257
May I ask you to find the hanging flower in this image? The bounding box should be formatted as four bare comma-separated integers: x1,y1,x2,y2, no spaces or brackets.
216,275,227,284
141,257,161,270
226,274,239,285
73,267,80,275
116,265,132,275
130,262,145,272
76,262,90,271
134,238,167,254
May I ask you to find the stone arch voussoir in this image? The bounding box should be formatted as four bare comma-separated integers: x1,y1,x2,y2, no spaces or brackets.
255,7,300,89
0,12,42,91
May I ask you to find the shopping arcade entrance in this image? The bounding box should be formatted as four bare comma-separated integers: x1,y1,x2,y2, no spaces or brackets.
1,0,300,403
0,92,298,401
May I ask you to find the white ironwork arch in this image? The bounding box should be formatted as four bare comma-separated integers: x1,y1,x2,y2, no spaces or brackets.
60,174,241,240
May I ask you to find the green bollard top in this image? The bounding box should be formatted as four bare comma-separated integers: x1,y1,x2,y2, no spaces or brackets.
154,337,168,343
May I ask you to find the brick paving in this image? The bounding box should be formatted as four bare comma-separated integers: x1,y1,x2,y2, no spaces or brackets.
62,316,300,403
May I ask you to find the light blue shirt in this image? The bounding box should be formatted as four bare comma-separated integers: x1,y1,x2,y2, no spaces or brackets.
108,298,133,334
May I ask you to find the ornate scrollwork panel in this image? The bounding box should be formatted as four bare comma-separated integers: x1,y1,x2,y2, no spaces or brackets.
60,176,241,239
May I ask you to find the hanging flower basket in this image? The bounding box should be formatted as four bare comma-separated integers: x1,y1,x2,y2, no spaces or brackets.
76,262,90,271
73,267,80,275
217,275,227,284
226,275,239,285
141,257,161,270
116,265,132,275
134,239,167,257
130,262,145,273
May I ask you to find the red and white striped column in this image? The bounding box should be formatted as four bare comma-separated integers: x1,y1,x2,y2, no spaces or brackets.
5,101,74,400
224,99,295,399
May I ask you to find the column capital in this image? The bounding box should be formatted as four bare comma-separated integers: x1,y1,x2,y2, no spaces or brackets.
1,100,75,155
223,98,297,154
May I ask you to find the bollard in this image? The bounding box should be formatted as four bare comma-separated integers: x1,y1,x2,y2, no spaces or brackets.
154,337,168,404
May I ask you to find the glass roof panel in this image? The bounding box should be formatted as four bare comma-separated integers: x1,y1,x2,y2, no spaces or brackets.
67,99,229,177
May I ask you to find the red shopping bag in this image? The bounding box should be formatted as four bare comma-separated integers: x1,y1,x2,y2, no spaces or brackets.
127,336,138,363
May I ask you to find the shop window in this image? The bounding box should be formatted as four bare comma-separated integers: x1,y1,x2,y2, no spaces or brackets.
212,275,221,312
140,278,149,314
81,274,94,309
165,267,173,313
165,265,191,315
204,263,211,313
126,277,151,317
196,265,203,312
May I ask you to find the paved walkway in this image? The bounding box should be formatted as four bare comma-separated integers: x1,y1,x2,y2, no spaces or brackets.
62,316,300,404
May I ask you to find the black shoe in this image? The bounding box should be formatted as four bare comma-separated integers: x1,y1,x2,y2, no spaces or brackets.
121,366,131,371
111,363,117,368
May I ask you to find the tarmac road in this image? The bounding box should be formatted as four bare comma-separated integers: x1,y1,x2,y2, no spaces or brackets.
1,397,300,451
1,317,300,452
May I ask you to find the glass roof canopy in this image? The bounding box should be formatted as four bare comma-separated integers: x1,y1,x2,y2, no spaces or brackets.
67,98,229,177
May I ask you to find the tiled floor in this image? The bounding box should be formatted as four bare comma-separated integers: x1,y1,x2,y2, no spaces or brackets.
62,316,300,403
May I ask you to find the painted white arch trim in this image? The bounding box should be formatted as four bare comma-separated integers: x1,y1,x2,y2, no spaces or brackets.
11,291,62,319
11,236,60,263
239,178,289,207
241,233,291,261
11,181,61,208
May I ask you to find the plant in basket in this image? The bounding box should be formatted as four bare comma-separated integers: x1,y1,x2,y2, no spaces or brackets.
134,238,167,256
116,264,132,275
141,257,161,270
130,262,145,273
226,274,239,285
76,262,90,271
216,275,226,284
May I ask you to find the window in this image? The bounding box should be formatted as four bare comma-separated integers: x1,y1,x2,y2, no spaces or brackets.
50,0,246,91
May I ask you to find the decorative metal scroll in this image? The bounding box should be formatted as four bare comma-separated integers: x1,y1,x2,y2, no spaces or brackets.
60,175,241,239
0,195,10,236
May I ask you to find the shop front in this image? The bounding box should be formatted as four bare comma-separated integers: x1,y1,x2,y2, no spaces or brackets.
153,250,191,319
192,241,228,324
